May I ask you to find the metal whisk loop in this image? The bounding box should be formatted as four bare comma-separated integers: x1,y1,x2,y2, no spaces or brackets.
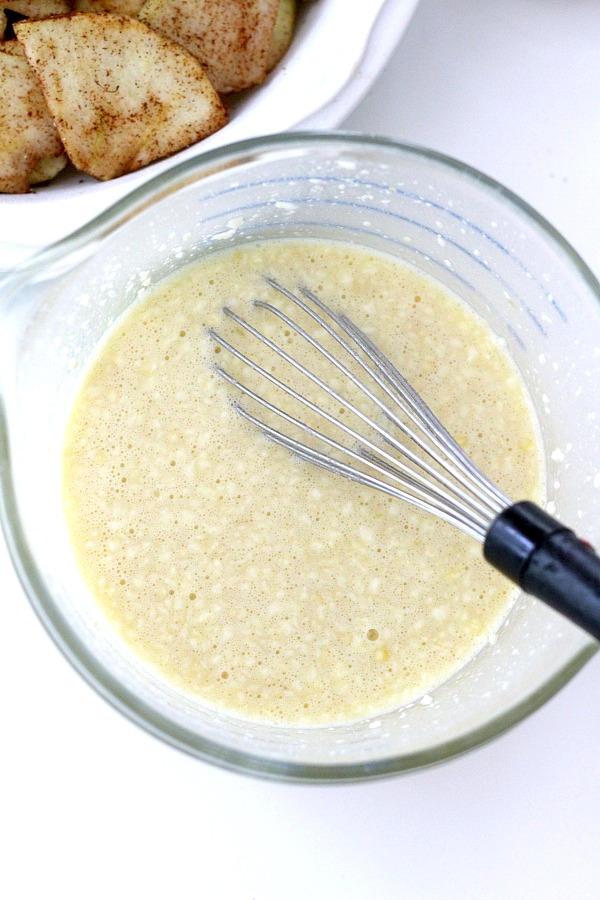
336,308,509,512
268,281,507,516
237,404,488,540
263,280,474,486
211,321,484,530
209,280,512,541
212,320,494,536
216,365,486,539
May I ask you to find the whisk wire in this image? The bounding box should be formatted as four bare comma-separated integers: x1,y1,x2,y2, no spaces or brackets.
209,280,512,540
336,309,509,511
265,281,506,517
266,282,466,466
216,364,489,539
218,304,503,525
319,291,507,512
211,328,483,523
241,407,489,540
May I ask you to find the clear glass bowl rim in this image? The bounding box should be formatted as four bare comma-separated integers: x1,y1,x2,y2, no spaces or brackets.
1,131,599,782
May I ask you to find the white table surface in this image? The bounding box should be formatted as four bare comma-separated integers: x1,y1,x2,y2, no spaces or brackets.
3,2,600,898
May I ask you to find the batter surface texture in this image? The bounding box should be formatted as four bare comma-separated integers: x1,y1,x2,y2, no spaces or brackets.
62,240,543,724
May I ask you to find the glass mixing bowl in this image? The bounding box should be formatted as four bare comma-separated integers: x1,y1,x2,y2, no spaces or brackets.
1,133,599,781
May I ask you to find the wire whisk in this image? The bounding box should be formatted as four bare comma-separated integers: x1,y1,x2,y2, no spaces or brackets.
209,279,600,641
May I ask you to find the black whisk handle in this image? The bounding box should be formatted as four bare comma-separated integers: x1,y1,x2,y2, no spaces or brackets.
484,501,600,642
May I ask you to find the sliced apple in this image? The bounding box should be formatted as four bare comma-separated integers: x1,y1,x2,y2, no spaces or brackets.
138,0,280,94
15,13,228,181
3,1,71,16
73,0,145,15
0,41,67,193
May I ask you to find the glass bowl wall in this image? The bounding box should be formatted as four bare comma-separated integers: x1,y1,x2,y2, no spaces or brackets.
1,134,598,780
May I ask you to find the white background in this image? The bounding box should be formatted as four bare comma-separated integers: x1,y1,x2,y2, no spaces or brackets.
2,2,600,898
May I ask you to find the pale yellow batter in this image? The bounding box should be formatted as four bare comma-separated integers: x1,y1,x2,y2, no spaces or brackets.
62,240,543,724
